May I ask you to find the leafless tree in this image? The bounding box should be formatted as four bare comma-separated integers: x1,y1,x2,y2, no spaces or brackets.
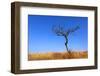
52,25,80,53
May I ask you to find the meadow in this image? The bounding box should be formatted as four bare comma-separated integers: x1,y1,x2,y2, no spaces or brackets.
28,51,88,60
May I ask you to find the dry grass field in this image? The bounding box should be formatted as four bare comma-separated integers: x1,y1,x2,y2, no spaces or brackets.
28,51,88,60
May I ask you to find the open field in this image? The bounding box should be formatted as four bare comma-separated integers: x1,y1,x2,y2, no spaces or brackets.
28,51,88,61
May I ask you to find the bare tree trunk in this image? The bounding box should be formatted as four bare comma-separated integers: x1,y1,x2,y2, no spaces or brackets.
65,39,70,54
65,41,71,59
65,41,68,52
64,36,69,52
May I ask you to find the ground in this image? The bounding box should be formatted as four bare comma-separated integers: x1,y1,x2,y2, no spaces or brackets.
28,51,88,60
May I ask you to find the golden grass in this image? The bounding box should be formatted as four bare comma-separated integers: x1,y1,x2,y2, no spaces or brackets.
28,51,88,61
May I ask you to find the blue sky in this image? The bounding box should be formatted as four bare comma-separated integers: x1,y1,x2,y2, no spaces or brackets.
28,15,88,53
